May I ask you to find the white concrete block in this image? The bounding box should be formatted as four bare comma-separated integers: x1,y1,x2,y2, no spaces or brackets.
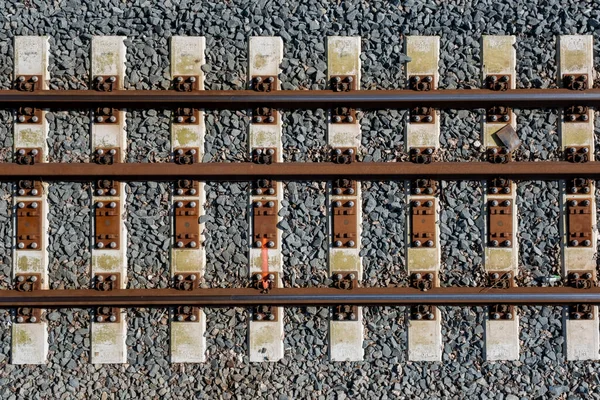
565,310,599,360
91,321,127,364
171,311,207,363
11,323,48,365
249,312,285,362
329,310,364,362
485,317,520,361
408,308,442,362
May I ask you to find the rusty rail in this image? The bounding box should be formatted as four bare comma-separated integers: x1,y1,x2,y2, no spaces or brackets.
3,161,600,181
1,88,600,109
2,287,600,308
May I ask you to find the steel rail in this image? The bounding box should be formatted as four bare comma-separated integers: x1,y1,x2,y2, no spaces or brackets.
1,88,600,109
2,161,600,181
2,287,600,308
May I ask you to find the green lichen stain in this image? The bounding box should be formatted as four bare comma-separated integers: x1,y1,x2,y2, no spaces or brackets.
329,251,359,272
13,327,32,346
177,55,202,75
93,324,117,345
173,251,202,273
485,248,514,271
406,38,438,75
17,255,41,272
563,124,592,147
330,321,358,345
407,248,437,271
95,52,116,75
17,128,43,147
252,324,276,349
253,54,268,70
171,323,194,349
93,254,121,272
252,129,274,147
174,127,198,147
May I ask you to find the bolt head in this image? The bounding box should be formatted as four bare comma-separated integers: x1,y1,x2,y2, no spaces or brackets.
334,241,342,248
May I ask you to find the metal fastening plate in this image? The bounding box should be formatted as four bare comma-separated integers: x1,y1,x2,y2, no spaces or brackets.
489,304,515,320
174,200,200,249
332,305,359,321
173,273,200,291
569,304,595,320
331,107,356,124
251,272,278,293
487,271,515,289
174,107,200,124
485,106,511,124
92,75,119,92
14,75,42,92
252,148,277,165
408,75,434,91
253,305,279,322
93,273,121,291
252,178,277,196
487,147,512,164
174,179,200,197
330,75,356,92
331,147,356,164
410,198,436,248
94,200,120,250
567,198,593,247
252,107,278,124
252,200,278,248
331,271,358,290
567,271,595,289
567,178,592,195
488,178,512,195
565,106,590,123
15,274,42,292
409,271,436,291
94,107,120,124
93,148,120,165
495,124,521,152
95,179,120,197
409,147,435,164
411,178,438,195
94,306,121,323
488,199,513,247
15,148,42,165
16,200,42,250
409,106,435,124
173,147,199,165
563,74,589,91
332,199,358,248
16,180,43,197
410,305,436,321
251,75,278,92
16,107,43,124
565,146,590,163
15,307,42,324
485,74,512,91
173,76,199,92
332,178,357,196
174,306,201,322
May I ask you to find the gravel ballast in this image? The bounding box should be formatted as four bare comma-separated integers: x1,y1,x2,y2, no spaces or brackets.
0,0,599,398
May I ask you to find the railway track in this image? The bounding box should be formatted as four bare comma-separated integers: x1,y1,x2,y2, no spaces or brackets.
3,33,600,365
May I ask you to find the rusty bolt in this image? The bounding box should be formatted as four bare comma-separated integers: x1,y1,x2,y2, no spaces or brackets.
571,240,579,246
334,274,343,281
17,115,26,122
503,240,511,247
583,273,592,280
412,201,421,207
490,240,499,247
336,313,344,321
347,240,355,247
572,313,581,320
490,200,498,207
30,242,38,249
109,242,117,249
177,241,184,248
267,241,275,248
254,240,262,248
30,202,38,209
425,240,434,247
189,189,197,195
583,240,591,247
347,200,355,207
17,202,25,209
413,240,421,247
424,201,433,207
583,200,590,206
267,201,274,208
502,200,511,207
189,201,197,208
108,116,117,123
176,116,184,123
18,189,25,195
413,313,422,320
109,201,116,208
569,200,578,207
267,116,275,123
253,273,262,281
334,241,342,248
333,116,341,123
492,313,500,320
581,114,589,121
17,243,25,249
333,201,341,208
176,201,183,208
